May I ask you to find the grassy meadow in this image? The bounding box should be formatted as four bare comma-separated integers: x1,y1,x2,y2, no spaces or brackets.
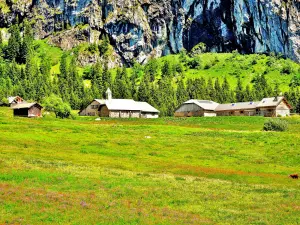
1,107,300,224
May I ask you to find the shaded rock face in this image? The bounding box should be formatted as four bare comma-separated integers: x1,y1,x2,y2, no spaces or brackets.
1,0,299,64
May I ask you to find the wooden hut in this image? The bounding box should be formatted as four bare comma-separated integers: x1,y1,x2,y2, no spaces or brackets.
11,103,43,118
256,97,292,117
174,100,219,117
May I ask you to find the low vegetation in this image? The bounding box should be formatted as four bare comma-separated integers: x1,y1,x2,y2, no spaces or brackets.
263,119,289,132
0,107,300,224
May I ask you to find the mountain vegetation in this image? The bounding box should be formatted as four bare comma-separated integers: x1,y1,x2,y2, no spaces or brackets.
0,23,300,116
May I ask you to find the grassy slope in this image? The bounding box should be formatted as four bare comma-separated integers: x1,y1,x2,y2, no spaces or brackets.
33,40,300,92
0,107,300,224
158,53,300,92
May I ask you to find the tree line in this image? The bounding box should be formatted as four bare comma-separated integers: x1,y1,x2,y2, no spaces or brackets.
0,22,300,116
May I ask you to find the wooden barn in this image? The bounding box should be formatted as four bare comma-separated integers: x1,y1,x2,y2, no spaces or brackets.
11,103,43,118
174,100,219,117
215,101,259,116
256,97,292,117
80,88,159,118
79,99,105,116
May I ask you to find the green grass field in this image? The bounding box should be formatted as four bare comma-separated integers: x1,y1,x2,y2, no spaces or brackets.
0,107,300,224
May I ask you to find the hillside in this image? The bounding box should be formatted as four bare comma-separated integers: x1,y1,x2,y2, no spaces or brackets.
1,107,300,224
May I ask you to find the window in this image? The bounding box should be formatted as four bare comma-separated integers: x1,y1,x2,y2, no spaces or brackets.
91,105,98,109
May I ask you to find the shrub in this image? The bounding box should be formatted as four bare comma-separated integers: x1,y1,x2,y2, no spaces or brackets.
263,119,288,132
43,94,71,119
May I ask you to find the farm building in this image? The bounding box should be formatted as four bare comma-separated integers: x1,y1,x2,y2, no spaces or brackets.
215,101,260,116
80,88,159,118
79,99,105,116
256,97,292,117
174,100,219,117
176,97,291,117
11,103,43,118
0,96,25,106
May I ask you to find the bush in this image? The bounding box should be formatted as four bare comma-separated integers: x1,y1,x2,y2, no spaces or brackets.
263,119,288,132
43,94,72,119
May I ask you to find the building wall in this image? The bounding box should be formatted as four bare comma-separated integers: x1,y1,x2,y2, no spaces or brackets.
141,113,159,119
217,109,256,116
175,104,205,117
79,101,101,116
109,111,120,118
99,105,110,117
28,106,42,117
14,108,28,117
276,101,290,117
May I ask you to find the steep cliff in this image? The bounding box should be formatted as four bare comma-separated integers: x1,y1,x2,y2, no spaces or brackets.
0,0,299,64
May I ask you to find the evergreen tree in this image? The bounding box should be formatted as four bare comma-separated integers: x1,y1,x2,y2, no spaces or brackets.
214,78,223,103
222,77,230,102
176,79,188,106
207,78,216,101
137,73,150,102
235,77,244,102
20,21,34,63
161,60,172,78
144,59,158,82
6,25,21,61
102,60,112,97
91,62,103,98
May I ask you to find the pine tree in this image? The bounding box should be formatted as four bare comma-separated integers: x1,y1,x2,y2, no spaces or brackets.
91,62,103,98
6,25,21,61
176,79,188,106
207,78,216,101
161,60,172,78
222,77,230,102
20,21,34,64
137,73,150,102
235,77,244,102
144,59,158,82
102,60,112,97
214,78,223,103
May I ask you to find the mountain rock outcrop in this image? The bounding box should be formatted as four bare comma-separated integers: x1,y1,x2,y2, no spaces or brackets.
0,0,299,64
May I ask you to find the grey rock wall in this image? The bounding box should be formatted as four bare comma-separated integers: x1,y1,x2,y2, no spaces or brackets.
0,0,299,64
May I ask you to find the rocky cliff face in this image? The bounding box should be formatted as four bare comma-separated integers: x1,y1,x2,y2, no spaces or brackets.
1,0,299,64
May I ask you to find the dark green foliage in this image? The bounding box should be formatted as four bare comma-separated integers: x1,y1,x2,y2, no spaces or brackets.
43,94,72,119
6,25,21,61
263,119,288,132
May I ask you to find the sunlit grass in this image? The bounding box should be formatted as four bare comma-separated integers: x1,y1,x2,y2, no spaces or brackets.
0,107,300,224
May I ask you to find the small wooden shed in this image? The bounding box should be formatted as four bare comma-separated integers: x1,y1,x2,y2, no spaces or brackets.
11,103,43,118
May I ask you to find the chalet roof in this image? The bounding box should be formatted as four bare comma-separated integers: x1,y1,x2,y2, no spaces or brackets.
136,102,160,113
215,101,260,111
11,103,42,109
183,100,219,111
256,97,289,108
94,99,106,104
104,99,141,111
8,96,25,104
